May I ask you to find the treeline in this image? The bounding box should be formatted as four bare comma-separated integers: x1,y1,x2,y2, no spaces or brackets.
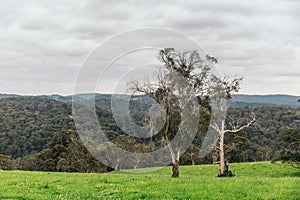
0,130,109,172
0,97,73,157
222,106,299,163
0,96,299,172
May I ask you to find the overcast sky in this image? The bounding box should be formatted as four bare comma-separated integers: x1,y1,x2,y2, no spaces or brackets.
0,0,299,95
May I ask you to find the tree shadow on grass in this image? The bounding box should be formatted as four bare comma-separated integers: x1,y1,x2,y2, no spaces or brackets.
287,171,300,177
268,171,300,178
0,196,32,200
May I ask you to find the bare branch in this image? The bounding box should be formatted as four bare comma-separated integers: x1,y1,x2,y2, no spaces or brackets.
210,123,220,132
224,115,256,134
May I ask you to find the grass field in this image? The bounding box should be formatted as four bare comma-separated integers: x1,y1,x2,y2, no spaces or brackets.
0,162,299,200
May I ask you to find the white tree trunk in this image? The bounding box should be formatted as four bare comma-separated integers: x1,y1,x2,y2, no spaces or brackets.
219,131,226,175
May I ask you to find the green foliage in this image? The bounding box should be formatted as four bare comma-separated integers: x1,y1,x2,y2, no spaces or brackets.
0,154,16,170
0,162,299,199
0,96,300,172
0,97,73,158
274,128,300,168
22,130,108,173
223,106,300,163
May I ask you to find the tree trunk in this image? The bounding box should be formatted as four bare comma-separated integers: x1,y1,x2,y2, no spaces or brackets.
191,159,195,165
219,132,226,176
172,160,179,178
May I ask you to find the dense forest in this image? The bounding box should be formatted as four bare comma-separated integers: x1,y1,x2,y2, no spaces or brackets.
0,96,299,172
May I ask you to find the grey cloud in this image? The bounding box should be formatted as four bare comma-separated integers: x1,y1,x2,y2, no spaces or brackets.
183,0,264,15
0,0,299,95
273,73,300,78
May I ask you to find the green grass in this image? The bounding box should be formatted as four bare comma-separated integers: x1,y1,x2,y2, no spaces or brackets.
0,162,299,200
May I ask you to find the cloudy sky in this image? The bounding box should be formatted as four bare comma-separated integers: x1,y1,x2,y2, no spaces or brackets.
0,0,299,95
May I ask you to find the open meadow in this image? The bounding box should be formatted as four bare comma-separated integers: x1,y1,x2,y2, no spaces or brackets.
0,162,299,200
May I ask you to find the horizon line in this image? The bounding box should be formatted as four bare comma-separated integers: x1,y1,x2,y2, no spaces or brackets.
0,92,299,97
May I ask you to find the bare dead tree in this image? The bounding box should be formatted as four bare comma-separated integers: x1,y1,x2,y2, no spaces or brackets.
209,75,256,177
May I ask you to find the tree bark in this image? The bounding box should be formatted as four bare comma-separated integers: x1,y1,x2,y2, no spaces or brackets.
191,159,195,165
219,132,226,176
172,160,179,178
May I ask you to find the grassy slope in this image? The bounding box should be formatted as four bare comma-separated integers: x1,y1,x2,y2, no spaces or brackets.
0,162,299,200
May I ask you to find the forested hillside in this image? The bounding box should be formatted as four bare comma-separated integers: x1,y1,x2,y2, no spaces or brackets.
225,106,300,162
0,97,73,157
0,96,299,172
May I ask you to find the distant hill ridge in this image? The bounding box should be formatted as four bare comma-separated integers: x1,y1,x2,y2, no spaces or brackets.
231,94,300,107
0,93,299,107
